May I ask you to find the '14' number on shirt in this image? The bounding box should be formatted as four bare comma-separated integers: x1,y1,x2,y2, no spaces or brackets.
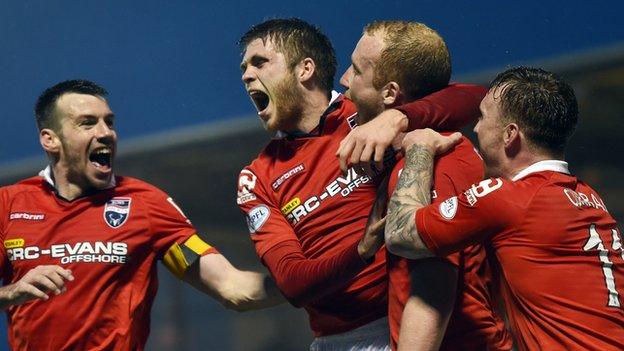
583,224,623,308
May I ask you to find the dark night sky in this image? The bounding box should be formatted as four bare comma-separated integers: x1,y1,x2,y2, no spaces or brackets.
0,0,621,163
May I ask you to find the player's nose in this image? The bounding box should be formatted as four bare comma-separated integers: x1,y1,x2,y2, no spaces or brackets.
94,119,115,141
339,66,353,90
242,66,255,84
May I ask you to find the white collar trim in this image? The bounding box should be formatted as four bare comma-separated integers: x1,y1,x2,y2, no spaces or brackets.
511,160,570,181
39,165,116,189
329,90,341,105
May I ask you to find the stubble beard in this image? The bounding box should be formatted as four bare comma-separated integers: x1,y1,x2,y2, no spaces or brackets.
353,95,384,125
270,73,305,132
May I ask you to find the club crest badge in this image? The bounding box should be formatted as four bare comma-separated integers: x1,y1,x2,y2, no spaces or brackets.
104,197,132,228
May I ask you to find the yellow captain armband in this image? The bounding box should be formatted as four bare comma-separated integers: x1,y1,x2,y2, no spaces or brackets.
163,234,213,279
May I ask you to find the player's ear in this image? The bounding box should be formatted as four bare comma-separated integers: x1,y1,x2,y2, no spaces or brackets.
296,57,316,83
40,128,61,154
381,81,401,107
503,123,521,155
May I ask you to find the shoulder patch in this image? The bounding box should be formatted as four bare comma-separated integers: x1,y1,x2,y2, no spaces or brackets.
439,196,458,220
237,170,258,205
246,205,270,234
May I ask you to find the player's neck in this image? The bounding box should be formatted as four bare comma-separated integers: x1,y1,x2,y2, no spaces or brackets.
294,91,330,133
504,152,561,180
49,164,88,201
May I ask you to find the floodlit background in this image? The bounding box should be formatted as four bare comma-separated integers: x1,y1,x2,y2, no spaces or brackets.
0,1,622,350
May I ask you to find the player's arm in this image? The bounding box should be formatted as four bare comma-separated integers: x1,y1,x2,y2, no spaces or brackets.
161,234,284,311
238,168,383,307
385,129,463,259
398,259,457,351
0,265,74,310
337,84,487,173
184,252,284,312
260,220,383,307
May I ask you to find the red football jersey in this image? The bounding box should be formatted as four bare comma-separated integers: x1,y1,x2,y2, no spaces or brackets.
387,136,511,351
239,95,387,336
416,161,624,350
0,172,206,350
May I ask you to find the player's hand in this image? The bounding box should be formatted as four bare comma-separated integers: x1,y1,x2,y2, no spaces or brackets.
358,175,390,261
2,265,74,307
402,129,462,156
337,109,408,176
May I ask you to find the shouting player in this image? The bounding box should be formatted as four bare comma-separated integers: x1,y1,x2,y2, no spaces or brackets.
386,67,624,350
340,20,511,351
237,18,486,350
0,80,283,350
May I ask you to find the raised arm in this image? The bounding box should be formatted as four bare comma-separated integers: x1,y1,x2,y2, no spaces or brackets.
337,84,486,174
385,129,462,259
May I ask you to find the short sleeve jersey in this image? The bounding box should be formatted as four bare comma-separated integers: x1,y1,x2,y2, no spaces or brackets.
416,161,624,350
0,174,205,351
237,95,388,336
387,136,511,351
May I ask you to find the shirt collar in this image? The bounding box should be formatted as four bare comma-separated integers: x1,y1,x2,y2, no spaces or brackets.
39,165,117,189
511,160,570,181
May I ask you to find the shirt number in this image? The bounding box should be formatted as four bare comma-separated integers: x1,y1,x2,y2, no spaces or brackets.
583,224,622,307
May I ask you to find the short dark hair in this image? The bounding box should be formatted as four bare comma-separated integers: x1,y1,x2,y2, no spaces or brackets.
365,21,451,100
238,18,336,95
490,67,578,156
35,79,108,131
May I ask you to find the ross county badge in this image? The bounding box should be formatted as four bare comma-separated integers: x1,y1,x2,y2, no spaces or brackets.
104,197,132,228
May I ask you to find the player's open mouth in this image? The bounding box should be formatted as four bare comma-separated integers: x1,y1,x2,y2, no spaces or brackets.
249,90,270,115
89,147,112,171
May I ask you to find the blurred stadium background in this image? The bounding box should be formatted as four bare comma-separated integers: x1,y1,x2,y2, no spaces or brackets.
0,1,622,350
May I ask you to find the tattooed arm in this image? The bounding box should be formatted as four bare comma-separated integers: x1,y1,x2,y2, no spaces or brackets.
385,129,462,260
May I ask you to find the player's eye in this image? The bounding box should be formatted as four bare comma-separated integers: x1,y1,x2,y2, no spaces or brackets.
105,116,115,129
353,67,361,76
80,118,97,127
250,56,268,68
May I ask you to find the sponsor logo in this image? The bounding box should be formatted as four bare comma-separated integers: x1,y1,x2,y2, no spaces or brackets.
237,170,257,204
4,238,24,249
285,168,371,225
104,198,131,228
10,212,45,221
439,197,458,220
281,198,301,215
247,205,270,233
564,188,607,212
464,189,477,206
7,241,129,265
463,178,503,206
272,164,305,190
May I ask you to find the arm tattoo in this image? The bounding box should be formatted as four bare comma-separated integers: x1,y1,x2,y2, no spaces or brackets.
386,144,435,259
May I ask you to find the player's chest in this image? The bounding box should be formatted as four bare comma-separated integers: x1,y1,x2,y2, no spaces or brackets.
3,195,151,272
271,138,377,226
